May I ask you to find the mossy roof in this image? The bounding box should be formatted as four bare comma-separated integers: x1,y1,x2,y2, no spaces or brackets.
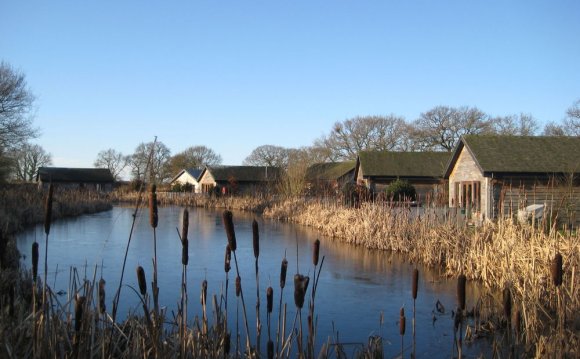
445,135,580,177
305,161,355,181
37,167,114,183
357,151,451,178
206,166,282,182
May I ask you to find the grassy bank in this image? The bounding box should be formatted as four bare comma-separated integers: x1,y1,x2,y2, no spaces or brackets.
264,198,580,357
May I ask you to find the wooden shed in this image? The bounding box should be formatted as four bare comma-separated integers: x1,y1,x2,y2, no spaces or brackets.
444,135,580,226
36,167,115,192
354,151,450,203
198,166,282,195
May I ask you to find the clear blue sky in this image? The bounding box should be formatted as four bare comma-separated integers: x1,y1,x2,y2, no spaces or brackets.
2,1,579,172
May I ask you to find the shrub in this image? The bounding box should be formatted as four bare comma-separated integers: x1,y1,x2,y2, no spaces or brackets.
385,179,416,202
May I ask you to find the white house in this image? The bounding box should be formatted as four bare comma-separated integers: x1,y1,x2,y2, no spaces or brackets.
169,168,203,193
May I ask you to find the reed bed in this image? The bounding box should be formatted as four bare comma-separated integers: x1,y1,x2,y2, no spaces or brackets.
111,190,276,213
265,198,580,357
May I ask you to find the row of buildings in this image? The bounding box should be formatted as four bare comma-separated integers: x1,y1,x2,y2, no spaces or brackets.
36,135,580,225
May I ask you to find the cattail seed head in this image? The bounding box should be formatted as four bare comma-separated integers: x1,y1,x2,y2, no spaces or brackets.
513,309,521,337
252,219,259,259
181,209,189,243
224,245,231,273
235,276,241,297
313,239,320,267
99,278,106,314
454,307,462,331
280,258,288,289
399,307,406,335
44,184,53,235
201,280,208,305
457,274,466,311
267,339,274,359
136,266,147,296
503,286,512,321
149,186,158,228
75,295,86,332
182,238,189,266
31,242,39,281
224,333,231,354
551,253,563,286
266,286,274,313
222,210,237,251
412,268,419,300
293,274,310,309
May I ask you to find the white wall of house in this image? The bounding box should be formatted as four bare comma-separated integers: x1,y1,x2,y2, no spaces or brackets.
172,172,201,193
448,146,490,220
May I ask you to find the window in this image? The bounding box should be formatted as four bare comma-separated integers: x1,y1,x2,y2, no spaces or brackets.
454,181,481,211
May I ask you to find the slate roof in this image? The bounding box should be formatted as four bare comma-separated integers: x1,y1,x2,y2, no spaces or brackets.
205,166,282,182
37,167,114,183
171,168,203,183
357,151,451,179
444,135,580,177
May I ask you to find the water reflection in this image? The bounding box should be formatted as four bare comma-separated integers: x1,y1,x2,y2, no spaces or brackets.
17,206,490,357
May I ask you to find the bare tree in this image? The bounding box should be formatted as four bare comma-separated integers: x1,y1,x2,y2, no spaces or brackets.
0,62,38,181
317,115,408,160
9,142,52,181
130,141,172,183
0,62,38,150
412,106,493,151
94,148,130,181
166,145,222,176
491,113,539,135
563,99,580,136
243,145,289,167
543,121,567,136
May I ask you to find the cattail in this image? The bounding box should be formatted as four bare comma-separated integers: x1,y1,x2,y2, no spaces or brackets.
313,239,320,266
412,268,419,300
267,339,274,359
235,276,241,297
457,274,466,311
280,258,288,289
31,242,39,281
224,245,231,273
99,278,106,314
454,308,462,332
136,266,147,296
224,333,231,354
149,185,158,228
551,252,563,286
201,280,208,305
513,309,521,337
182,238,189,266
252,219,259,259
44,184,53,235
222,210,237,251
503,286,512,322
75,295,86,332
266,286,274,313
293,274,310,309
181,209,189,243
399,307,406,335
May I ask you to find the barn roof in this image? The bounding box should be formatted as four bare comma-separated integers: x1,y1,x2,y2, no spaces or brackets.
357,151,451,179
205,166,282,182
37,167,114,183
305,161,355,181
444,135,580,177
